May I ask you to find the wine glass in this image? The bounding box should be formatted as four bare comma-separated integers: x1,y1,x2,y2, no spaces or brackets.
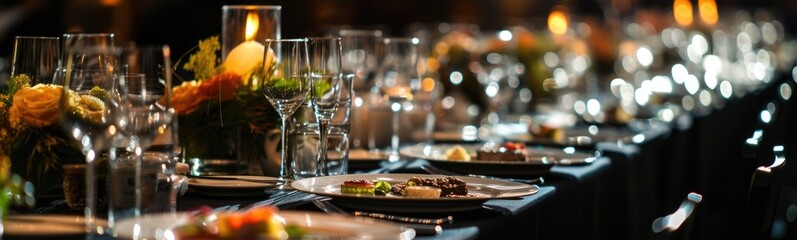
55,44,119,234
338,29,382,150
307,37,343,176
374,37,422,160
110,45,176,230
10,36,60,84
472,50,520,125
262,38,311,182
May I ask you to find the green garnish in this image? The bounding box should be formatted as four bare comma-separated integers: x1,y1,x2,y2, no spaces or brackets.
374,181,391,195
341,185,375,195
407,177,422,186
284,225,306,238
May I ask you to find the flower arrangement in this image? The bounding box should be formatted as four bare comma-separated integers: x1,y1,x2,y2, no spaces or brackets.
0,74,85,199
172,36,279,174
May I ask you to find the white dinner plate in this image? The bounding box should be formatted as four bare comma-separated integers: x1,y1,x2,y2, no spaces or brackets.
3,215,108,239
187,175,278,197
291,173,539,213
399,143,597,177
114,210,414,240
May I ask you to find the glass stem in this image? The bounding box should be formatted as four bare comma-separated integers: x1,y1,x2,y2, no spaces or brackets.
279,116,293,179
391,106,400,158
84,149,97,235
316,118,331,176
134,147,142,218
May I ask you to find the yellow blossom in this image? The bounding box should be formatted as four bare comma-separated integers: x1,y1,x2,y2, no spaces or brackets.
9,84,63,128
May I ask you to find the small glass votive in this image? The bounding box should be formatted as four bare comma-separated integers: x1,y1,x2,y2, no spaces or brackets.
291,74,353,179
11,36,60,84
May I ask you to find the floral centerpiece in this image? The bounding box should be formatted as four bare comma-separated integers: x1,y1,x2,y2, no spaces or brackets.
0,74,85,200
172,36,279,175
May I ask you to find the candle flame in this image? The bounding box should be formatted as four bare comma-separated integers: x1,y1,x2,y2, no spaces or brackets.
699,0,718,26
673,0,694,27
245,12,259,41
548,9,568,35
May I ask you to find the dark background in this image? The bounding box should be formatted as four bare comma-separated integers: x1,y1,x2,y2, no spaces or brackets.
0,0,795,82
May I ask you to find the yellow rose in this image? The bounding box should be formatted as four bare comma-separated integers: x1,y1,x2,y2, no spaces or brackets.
9,84,63,128
171,80,207,115
0,153,9,181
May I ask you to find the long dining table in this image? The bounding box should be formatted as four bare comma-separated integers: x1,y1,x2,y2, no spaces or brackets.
15,72,794,239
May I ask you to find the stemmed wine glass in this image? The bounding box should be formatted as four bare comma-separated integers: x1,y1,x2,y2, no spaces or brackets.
374,37,422,160
262,38,311,182
307,37,343,176
110,45,176,230
338,29,382,150
55,41,118,234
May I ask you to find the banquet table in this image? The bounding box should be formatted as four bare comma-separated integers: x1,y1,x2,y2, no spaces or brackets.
13,76,793,240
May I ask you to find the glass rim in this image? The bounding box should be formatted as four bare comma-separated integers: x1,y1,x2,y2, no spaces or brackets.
265,38,307,43
14,36,59,40
222,5,282,10
62,33,115,38
306,36,342,41
383,37,420,44
338,29,383,37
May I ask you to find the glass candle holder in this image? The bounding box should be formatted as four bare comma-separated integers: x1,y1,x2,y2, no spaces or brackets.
221,5,281,61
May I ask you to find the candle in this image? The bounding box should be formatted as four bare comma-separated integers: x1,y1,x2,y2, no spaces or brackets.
222,12,274,84
673,0,694,27
698,0,718,27
547,9,568,36
547,6,569,46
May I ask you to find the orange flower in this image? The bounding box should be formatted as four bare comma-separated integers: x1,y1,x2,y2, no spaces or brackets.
199,72,243,101
171,81,206,115
8,84,63,128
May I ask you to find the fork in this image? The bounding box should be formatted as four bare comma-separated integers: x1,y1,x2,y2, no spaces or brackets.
420,164,545,185
311,199,444,236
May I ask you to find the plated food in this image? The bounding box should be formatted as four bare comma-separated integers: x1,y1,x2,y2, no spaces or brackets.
293,174,539,213
341,176,473,198
115,208,413,240
173,205,301,240
444,142,532,162
401,143,597,177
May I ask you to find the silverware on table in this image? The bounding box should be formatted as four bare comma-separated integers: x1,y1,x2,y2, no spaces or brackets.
188,175,287,184
311,199,444,236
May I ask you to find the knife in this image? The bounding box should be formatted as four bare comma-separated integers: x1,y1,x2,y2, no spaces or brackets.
400,223,443,236
189,175,286,184
353,211,454,225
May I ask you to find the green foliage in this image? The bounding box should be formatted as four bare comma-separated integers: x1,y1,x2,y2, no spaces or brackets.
312,79,331,98
3,74,31,106
271,77,302,92
177,87,278,159
183,36,221,81
8,125,84,198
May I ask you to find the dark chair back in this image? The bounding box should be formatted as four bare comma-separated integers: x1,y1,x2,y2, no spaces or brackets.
652,192,703,240
742,145,786,239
